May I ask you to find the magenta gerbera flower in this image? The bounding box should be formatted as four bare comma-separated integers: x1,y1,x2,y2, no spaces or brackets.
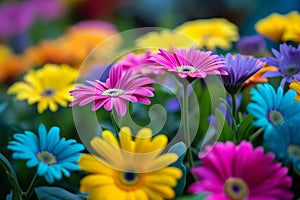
189,141,293,200
149,46,226,79
69,64,155,116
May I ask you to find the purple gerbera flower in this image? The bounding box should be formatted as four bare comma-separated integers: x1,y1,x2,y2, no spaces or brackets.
221,53,265,95
70,64,155,116
236,35,266,56
263,43,300,87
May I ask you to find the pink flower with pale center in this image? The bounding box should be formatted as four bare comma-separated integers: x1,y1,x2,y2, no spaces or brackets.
69,64,155,116
149,46,227,78
189,141,293,200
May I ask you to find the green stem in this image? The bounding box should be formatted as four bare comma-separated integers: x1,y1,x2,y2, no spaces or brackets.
231,94,238,143
24,173,38,200
182,84,195,174
111,112,119,141
249,128,264,142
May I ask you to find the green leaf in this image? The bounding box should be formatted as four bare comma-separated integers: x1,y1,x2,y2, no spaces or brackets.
176,194,209,200
236,114,256,142
35,187,84,200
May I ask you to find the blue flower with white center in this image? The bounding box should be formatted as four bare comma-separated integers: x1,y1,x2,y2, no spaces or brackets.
247,83,300,134
263,122,300,172
7,124,84,184
263,43,300,87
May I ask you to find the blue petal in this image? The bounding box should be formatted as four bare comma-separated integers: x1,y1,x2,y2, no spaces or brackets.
39,124,48,151
45,126,60,151
37,162,48,176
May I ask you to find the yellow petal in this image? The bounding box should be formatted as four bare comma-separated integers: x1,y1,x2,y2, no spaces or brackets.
102,130,120,148
80,174,114,192
145,174,177,187
142,187,164,200
120,127,133,152
148,154,178,171
79,154,113,175
135,128,152,153
149,167,182,179
146,184,175,199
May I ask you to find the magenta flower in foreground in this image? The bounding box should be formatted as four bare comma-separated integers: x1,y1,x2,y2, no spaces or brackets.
189,141,293,200
149,46,226,79
70,64,155,116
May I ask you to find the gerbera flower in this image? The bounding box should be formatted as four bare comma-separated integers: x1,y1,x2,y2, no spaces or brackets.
264,122,300,173
175,18,239,50
289,79,300,101
247,83,300,134
149,46,226,79
135,29,199,52
79,127,182,200
236,35,266,56
69,64,155,116
243,65,277,87
263,43,300,87
221,53,265,95
188,141,293,200
8,64,77,113
7,124,84,184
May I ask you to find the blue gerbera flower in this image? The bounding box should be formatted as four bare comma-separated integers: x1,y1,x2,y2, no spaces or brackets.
264,122,300,172
7,124,84,184
247,83,300,133
263,43,300,87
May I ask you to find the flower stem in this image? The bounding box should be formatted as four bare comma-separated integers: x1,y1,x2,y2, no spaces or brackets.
249,128,264,142
183,84,194,172
24,173,38,200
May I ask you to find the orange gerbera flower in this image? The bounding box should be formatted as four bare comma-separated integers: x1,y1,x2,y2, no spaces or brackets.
243,65,277,87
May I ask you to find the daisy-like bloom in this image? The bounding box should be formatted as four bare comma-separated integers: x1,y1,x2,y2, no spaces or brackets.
149,46,226,79
79,127,182,200
188,141,293,200
247,83,300,134
263,43,300,87
282,11,300,43
69,64,155,116
236,35,266,56
135,29,199,52
7,124,84,184
264,122,300,173
175,18,239,50
221,53,265,95
289,79,300,101
8,63,78,113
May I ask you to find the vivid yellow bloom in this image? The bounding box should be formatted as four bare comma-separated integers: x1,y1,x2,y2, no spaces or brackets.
79,127,182,200
289,79,300,101
255,11,300,42
8,64,78,113
175,18,239,50
135,29,199,52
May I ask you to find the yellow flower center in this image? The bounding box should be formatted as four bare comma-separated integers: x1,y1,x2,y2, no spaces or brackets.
42,89,55,97
115,169,145,191
288,145,300,159
37,151,57,165
176,66,197,73
102,88,124,97
224,177,249,200
267,110,284,125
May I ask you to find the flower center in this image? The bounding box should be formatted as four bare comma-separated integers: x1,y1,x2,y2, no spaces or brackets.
176,66,197,73
287,145,300,159
115,169,145,191
119,170,140,185
224,177,249,200
42,89,55,97
102,88,124,97
267,110,284,125
37,151,56,165
284,65,299,77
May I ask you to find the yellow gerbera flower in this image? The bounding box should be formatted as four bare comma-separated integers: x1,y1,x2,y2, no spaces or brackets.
282,11,300,43
79,127,182,200
8,64,78,113
289,79,300,101
135,29,199,52
175,18,239,50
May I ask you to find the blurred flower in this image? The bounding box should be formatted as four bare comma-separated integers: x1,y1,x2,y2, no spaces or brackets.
70,64,155,116
188,141,293,199
7,124,84,184
255,11,300,42
150,46,226,79
263,43,300,87
289,79,300,101
264,122,300,173
236,35,266,56
135,30,199,51
243,65,277,87
221,54,264,95
175,18,239,50
27,0,64,21
282,11,300,43
8,64,78,113
247,83,300,134
79,127,181,199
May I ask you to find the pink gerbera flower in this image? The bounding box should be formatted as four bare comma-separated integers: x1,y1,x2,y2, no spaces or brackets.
69,64,155,116
149,46,226,78
189,141,293,200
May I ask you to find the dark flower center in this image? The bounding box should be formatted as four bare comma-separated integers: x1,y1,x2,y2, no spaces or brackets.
37,151,56,165
119,170,140,185
42,89,55,97
284,65,299,77
267,110,284,125
176,66,197,73
102,88,124,97
224,177,249,200
288,145,300,159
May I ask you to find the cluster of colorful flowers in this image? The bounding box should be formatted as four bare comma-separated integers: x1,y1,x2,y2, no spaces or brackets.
3,10,300,200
